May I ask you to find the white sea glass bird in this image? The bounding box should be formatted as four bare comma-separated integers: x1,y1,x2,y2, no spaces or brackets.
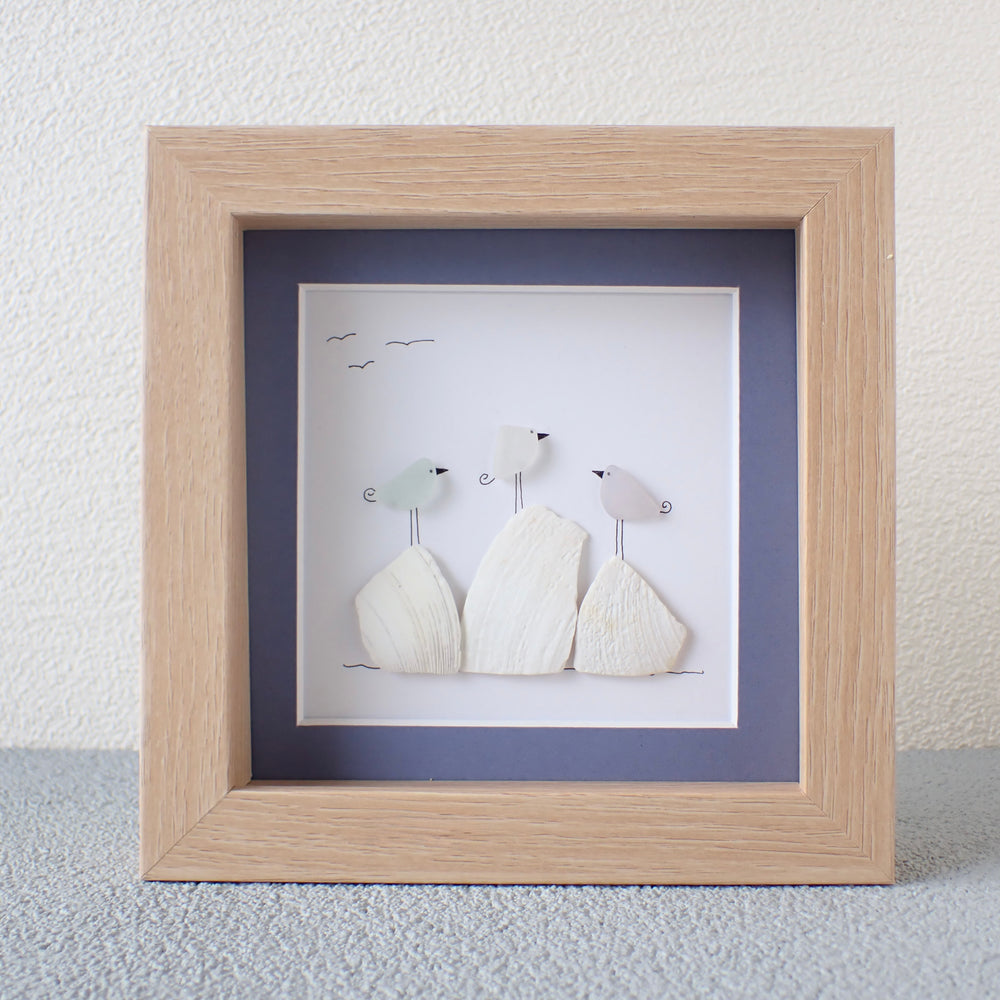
366,458,448,545
592,465,672,559
486,426,549,513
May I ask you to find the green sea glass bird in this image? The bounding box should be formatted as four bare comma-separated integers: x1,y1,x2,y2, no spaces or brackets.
370,458,448,545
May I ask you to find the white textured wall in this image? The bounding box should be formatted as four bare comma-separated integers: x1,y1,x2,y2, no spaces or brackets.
1,0,998,750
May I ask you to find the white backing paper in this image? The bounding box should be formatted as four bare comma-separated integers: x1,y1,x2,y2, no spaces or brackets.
297,284,739,727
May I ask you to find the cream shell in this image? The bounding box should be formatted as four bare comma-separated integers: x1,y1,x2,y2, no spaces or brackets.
355,545,461,674
461,505,587,674
574,557,688,675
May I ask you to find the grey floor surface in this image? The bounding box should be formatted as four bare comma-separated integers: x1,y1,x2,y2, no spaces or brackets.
1,749,999,999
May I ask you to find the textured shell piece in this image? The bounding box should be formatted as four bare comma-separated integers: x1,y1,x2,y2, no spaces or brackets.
461,505,588,674
574,557,688,676
355,545,461,674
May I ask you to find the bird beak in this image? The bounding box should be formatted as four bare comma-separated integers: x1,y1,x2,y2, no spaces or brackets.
435,468,448,475
592,469,604,478
537,432,549,440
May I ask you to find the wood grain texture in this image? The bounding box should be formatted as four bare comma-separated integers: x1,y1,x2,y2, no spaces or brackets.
148,126,884,228
142,135,250,872
142,127,894,884
146,782,879,885
798,131,895,879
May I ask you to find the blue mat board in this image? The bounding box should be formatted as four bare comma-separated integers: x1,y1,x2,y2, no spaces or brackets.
243,229,798,781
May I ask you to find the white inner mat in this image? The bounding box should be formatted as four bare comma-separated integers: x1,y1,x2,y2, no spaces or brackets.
297,284,739,727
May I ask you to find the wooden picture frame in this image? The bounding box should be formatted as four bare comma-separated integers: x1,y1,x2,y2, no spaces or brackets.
142,126,894,884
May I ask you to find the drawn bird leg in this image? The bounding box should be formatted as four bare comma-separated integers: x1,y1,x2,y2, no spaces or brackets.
405,508,424,546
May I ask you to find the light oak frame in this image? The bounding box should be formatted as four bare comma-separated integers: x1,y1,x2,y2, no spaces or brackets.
143,127,894,884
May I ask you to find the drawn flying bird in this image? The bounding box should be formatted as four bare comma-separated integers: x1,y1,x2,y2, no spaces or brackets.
482,426,549,514
365,458,448,545
592,465,672,559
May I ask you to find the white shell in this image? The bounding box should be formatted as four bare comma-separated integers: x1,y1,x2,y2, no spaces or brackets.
355,545,461,674
573,557,688,675
462,505,587,674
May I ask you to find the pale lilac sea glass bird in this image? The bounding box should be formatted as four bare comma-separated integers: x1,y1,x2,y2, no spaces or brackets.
592,465,671,559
